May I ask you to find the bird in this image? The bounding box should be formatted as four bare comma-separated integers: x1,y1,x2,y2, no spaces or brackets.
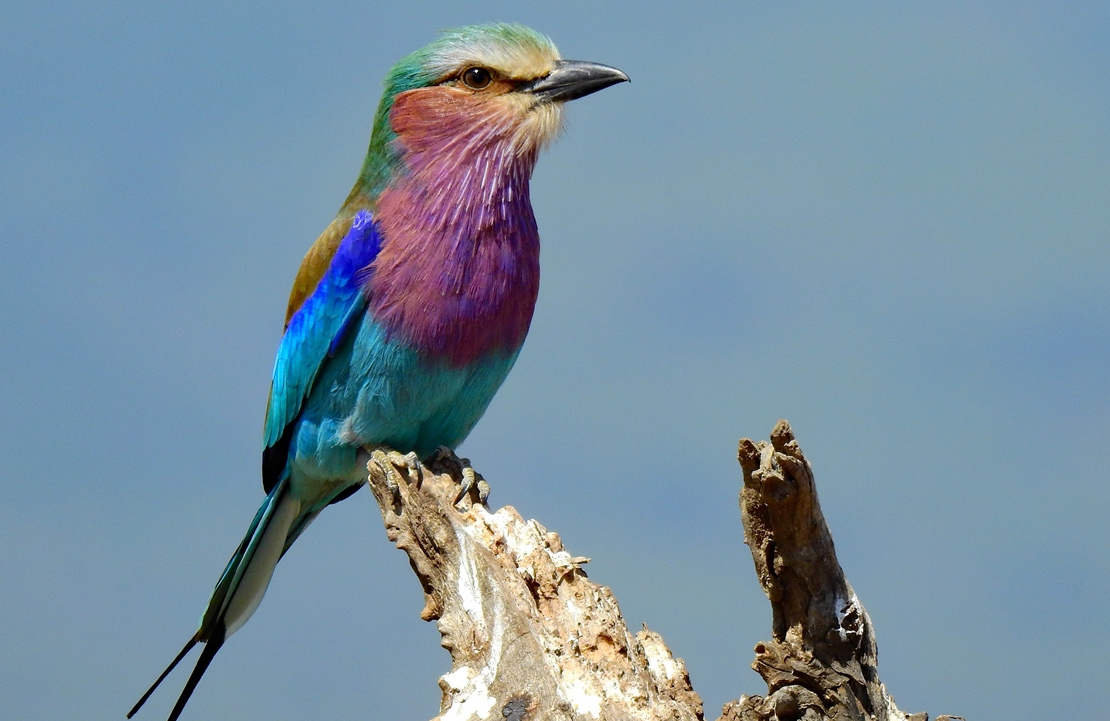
126,23,627,721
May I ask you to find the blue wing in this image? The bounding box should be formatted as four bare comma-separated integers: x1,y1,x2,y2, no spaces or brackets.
261,210,382,492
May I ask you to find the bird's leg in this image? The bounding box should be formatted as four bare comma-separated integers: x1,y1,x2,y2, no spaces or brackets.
426,446,490,507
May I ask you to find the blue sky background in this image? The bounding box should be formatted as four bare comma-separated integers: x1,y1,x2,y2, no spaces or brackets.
3,2,1108,719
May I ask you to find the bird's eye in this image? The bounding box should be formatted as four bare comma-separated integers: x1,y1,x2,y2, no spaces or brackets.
461,66,493,90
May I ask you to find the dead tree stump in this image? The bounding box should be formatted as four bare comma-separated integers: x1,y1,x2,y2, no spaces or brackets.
365,449,703,720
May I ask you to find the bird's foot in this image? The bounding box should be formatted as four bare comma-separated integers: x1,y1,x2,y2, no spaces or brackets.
426,446,489,508
369,448,424,512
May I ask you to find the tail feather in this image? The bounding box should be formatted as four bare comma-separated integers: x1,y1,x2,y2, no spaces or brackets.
126,637,196,718
165,632,225,721
129,479,301,720
200,478,299,638
279,479,365,561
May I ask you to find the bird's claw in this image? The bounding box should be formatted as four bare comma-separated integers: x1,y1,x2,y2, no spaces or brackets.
426,446,489,508
370,448,424,511
455,462,490,507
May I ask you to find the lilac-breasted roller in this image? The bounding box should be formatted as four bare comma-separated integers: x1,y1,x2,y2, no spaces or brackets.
127,23,626,721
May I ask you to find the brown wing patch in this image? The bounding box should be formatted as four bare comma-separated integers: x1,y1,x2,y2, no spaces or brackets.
284,214,356,327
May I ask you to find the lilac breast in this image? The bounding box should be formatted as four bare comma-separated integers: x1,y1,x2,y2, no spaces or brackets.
363,86,552,367
366,142,542,366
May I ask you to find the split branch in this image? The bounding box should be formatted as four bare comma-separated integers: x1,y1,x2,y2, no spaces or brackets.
363,422,959,721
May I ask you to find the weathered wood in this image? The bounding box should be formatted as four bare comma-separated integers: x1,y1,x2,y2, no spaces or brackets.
365,448,703,721
728,420,943,721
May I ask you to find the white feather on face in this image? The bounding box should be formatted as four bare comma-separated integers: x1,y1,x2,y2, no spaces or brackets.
424,24,562,85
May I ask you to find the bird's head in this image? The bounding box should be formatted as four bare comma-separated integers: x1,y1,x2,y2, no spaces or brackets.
354,24,628,201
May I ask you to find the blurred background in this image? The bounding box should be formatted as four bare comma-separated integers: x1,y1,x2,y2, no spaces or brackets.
2,2,1107,719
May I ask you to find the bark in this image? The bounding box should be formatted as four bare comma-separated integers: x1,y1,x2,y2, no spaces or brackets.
363,423,958,721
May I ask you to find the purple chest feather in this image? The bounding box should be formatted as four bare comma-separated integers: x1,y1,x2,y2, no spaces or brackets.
366,90,544,367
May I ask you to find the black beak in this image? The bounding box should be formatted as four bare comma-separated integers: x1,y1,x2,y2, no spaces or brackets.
525,60,629,103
